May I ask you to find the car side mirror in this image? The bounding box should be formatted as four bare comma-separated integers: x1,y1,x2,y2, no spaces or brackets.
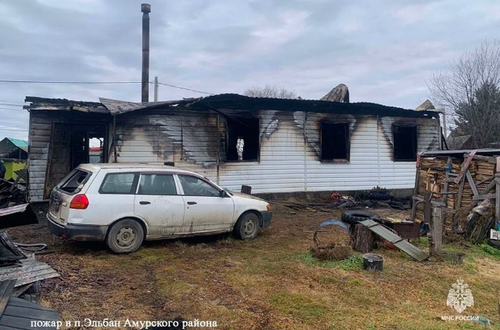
220,190,228,198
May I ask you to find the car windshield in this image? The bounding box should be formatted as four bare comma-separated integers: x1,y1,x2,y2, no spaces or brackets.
58,169,91,194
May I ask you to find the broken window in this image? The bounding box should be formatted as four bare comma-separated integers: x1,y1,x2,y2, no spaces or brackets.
226,117,260,161
320,122,350,161
393,124,417,161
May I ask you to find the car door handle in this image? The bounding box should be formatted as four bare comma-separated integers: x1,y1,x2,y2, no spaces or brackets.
139,201,151,205
187,201,197,205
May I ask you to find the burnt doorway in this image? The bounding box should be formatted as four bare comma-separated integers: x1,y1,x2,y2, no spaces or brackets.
44,123,108,198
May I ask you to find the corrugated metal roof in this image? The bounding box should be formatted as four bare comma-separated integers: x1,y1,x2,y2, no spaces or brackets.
0,296,59,330
0,258,60,287
24,96,108,114
360,220,429,262
5,138,28,150
100,97,199,115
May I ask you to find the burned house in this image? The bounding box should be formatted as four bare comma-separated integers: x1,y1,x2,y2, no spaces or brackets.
24,94,442,202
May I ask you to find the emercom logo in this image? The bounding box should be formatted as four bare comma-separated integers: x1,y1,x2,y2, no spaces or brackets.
446,279,474,314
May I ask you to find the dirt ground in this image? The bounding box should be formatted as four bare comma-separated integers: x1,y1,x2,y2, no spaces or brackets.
7,204,500,330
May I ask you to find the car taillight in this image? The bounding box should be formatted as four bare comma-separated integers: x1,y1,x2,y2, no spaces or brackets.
70,194,89,209
267,204,271,211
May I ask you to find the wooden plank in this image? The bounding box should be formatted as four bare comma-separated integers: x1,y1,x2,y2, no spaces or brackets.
475,175,495,186
411,164,420,221
455,175,466,210
454,150,477,184
424,191,432,224
359,220,428,261
473,194,496,201
466,170,478,197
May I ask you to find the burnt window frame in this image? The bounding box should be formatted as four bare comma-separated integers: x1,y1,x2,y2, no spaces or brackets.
392,123,418,162
320,122,351,163
225,116,261,163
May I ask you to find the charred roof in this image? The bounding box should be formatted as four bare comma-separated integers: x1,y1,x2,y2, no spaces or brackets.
24,94,439,119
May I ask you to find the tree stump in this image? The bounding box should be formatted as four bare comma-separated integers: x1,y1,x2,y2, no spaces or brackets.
351,224,375,253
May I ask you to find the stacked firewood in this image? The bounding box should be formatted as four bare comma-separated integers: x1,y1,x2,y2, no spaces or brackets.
415,155,497,223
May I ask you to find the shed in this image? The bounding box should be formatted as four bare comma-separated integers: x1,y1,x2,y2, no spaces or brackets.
24,94,442,202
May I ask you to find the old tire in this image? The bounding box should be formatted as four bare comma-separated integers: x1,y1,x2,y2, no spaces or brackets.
487,239,500,250
106,219,144,254
233,212,260,240
342,210,380,225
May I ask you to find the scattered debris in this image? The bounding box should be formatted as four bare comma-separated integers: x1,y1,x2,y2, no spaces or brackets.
0,280,60,330
0,179,27,209
471,316,492,327
0,232,59,297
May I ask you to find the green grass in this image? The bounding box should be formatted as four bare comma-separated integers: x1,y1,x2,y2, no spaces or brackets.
270,291,329,322
295,252,363,270
480,243,500,258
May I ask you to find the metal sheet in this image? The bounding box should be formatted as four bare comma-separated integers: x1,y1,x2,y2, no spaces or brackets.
360,220,429,262
0,204,28,218
0,297,59,330
0,259,60,287
0,280,15,316
100,97,199,115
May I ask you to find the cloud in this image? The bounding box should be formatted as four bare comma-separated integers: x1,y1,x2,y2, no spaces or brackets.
1,0,500,142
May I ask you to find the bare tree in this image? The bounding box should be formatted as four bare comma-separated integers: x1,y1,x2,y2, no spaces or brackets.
429,41,500,147
244,85,298,99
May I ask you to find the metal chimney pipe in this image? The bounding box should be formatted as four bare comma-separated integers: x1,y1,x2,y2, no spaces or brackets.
141,3,151,103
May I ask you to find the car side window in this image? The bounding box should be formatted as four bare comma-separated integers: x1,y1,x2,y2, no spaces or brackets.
99,173,138,194
178,175,220,197
138,174,177,195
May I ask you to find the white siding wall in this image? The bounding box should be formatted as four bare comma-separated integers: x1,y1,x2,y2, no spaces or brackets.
115,112,439,194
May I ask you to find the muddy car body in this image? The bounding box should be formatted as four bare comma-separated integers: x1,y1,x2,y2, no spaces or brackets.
47,164,272,253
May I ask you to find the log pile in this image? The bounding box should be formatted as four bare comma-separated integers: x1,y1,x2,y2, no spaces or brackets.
413,153,499,233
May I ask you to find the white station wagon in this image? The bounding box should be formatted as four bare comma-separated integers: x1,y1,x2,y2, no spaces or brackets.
47,164,272,253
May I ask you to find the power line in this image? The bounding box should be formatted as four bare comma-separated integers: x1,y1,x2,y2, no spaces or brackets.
0,99,25,104
0,103,24,107
0,79,214,96
0,108,26,111
0,127,27,132
157,82,212,95
0,80,142,84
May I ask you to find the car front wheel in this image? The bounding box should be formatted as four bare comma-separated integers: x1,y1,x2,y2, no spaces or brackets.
234,212,260,240
106,219,144,254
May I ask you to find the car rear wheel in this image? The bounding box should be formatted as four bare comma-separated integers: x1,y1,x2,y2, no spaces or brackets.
106,219,144,254
233,212,260,240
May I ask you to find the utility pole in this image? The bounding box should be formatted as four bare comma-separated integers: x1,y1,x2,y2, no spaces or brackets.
154,76,158,102
141,3,151,103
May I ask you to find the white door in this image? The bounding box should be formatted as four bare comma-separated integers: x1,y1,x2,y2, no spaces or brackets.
176,174,234,233
133,173,186,238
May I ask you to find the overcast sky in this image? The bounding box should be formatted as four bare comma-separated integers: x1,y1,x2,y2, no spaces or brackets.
1,0,499,142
